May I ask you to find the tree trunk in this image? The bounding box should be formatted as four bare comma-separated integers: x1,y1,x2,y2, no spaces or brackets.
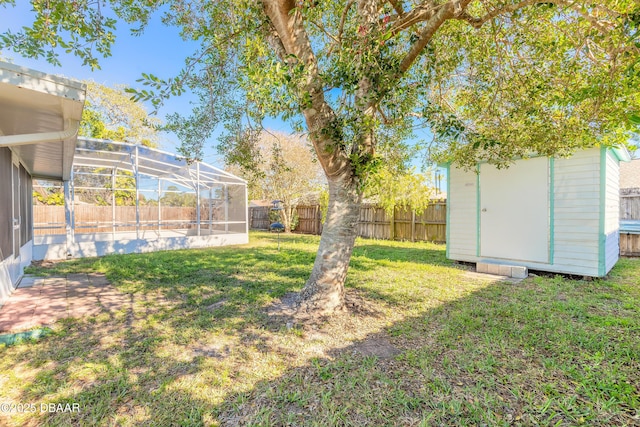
298,173,361,313
281,204,292,233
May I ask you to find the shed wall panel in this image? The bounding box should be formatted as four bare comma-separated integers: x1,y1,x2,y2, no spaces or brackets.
552,149,601,274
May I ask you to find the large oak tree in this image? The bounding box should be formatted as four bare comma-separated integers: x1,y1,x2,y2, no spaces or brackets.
2,0,639,314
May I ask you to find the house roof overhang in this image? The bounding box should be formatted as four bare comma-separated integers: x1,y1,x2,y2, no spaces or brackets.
0,61,86,181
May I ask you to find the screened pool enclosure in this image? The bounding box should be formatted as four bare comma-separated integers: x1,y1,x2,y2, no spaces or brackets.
33,137,248,260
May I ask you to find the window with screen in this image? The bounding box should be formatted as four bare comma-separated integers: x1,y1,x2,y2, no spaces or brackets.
0,148,13,260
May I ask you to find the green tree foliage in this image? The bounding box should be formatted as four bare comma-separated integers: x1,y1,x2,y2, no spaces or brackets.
160,185,196,207
79,81,161,147
33,183,64,206
73,81,161,205
365,166,436,215
108,172,137,206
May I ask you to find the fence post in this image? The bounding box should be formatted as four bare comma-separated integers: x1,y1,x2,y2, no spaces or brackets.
411,209,416,242
389,207,395,241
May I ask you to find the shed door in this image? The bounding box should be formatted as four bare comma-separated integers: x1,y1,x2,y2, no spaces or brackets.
480,158,549,263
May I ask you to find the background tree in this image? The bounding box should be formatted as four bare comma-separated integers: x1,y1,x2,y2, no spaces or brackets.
74,81,162,205
4,0,639,315
365,166,436,216
80,81,161,148
230,130,325,232
33,183,64,206
160,185,197,207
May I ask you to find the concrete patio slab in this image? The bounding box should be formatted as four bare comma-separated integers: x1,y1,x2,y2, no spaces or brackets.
0,273,125,333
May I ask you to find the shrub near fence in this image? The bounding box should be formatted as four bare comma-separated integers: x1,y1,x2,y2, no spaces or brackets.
250,202,446,243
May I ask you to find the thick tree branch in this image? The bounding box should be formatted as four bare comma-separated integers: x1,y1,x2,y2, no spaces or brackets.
354,0,384,157
399,0,473,73
388,0,405,16
390,0,438,35
261,0,350,178
264,21,289,62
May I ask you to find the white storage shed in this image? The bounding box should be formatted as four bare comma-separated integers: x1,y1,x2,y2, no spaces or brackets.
445,147,631,277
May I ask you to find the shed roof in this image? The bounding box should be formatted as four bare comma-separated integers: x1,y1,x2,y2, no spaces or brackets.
0,61,86,181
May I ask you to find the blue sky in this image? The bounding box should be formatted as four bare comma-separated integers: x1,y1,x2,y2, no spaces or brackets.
0,3,237,165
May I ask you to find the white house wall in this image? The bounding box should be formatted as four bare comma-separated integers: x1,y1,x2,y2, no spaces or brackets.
0,241,32,306
0,258,14,306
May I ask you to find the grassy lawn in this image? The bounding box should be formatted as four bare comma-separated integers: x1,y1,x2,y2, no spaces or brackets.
1,231,639,426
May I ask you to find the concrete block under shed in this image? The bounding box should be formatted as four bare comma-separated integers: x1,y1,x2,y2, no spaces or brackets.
476,262,528,279
511,266,528,279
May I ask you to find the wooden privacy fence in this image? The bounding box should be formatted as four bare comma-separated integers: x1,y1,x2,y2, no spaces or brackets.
620,232,640,257
249,206,271,231
620,189,640,220
620,189,640,256
33,205,219,234
357,203,446,242
296,205,323,235
250,202,446,243
248,205,323,234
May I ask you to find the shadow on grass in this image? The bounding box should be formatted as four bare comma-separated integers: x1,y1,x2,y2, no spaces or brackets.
3,238,639,426
215,272,640,426
351,242,452,267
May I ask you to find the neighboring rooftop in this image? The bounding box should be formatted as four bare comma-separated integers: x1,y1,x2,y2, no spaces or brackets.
621,158,640,190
